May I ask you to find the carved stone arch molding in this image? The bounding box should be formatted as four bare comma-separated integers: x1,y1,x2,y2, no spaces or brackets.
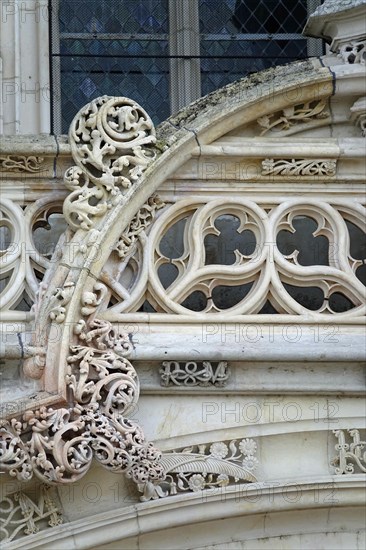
1,49,366,545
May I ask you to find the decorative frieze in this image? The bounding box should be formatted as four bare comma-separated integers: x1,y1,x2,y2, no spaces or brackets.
144,437,258,500
0,155,45,173
257,100,329,136
331,429,366,474
0,486,62,544
261,158,337,177
160,361,230,387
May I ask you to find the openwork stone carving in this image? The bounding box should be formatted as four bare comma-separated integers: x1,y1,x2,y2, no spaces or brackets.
115,195,165,259
0,319,162,490
0,155,45,173
257,100,329,135
0,198,65,316
338,41,366,65
160,361,230,387
0,486,63,544
0,317,257,501
261,159,337,177
144,438,258,500
63,96,157,231
108,198,365,316
49,281,75,323
331,429,366,474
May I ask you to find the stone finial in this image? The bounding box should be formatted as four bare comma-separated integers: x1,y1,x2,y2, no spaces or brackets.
304,0,366,57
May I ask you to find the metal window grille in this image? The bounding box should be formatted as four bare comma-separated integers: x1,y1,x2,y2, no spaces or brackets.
49,0,324,134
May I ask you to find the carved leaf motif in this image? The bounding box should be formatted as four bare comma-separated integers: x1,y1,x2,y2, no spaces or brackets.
115,195,165,259
0,486,62,543
257,100,330,136
159,453,256,482
261,158,337,176
332,429,366,474
63,96,157,231
0,155,45,173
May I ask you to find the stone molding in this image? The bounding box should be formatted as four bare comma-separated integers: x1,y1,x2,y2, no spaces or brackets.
304,0,366,55
2,478,364,550
0,55,365,540
0,486,62,544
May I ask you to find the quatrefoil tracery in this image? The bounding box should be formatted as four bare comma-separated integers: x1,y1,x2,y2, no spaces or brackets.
103,198,366,317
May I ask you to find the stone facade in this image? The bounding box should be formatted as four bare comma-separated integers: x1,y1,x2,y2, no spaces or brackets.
0,1,365,548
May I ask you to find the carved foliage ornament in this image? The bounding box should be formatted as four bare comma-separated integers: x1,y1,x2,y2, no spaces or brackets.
331,429,366,474
0,318,257,501
0,486,62,543
0,155,45,173
142,438,258,501
115,194,165,259
261,158,337,177
257,99,330,136
63,96,157,231
160,361,230,387
338,41,366,65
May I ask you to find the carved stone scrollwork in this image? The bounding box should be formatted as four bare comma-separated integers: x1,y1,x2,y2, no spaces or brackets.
0,317,258,500
0,155,45,173
160,361,230,387
257,100,330,136
63,96,157,231
338,41,366,65
0,486,63,543
0,319,163,490
80,281,107,317
331,429,366,474
115,195,165,259
261,158,337,177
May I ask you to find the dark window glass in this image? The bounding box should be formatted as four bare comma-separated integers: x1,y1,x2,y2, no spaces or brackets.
51,0,322,132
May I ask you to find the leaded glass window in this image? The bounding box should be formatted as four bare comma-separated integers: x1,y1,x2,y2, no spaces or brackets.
50,0,323,133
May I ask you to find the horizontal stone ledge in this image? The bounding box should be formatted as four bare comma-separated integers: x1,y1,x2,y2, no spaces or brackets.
0,136,364,161
191,138,365,159
137,360,365,395
103,314,365,324
126,329,365,362
0,135,69,154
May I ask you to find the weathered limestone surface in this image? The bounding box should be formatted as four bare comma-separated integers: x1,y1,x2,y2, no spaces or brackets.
0,1,365,549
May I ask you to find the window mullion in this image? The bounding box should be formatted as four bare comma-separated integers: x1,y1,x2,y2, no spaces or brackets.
169,0,201,114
